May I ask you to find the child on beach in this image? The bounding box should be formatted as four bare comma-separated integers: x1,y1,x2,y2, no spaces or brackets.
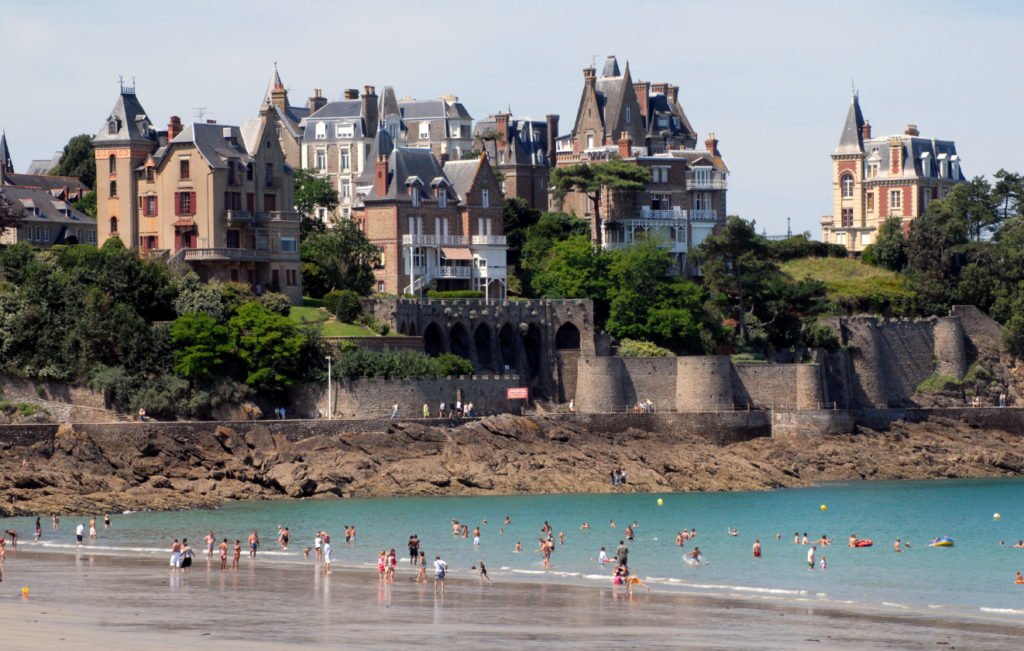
416,551,428,582
476,560,492,583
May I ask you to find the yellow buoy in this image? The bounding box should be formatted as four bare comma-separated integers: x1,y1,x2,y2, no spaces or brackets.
657,498,664,506
994,513,1001,520
22,587,28,598
820,504,827,511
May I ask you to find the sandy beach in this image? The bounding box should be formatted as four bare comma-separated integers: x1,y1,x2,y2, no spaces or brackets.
2,548,1023,649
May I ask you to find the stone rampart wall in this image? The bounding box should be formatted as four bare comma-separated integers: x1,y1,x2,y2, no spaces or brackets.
618,357,678,410
732,365,798,408
771,410,856,439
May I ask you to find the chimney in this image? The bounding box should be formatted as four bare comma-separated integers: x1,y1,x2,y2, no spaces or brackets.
862,120,871,140
618,131,632,159
168,115,183,140
495,113,510,146
206,119,217,124
667,85,679,104
583,66,596,89
904,124,919,136
889,136,903,173
634,81,650,118
651,83,668,95
307,88,327,113
375,154,388,196
546,114,559,164
344,89,359,100
705,132,719,155
361,86,379,138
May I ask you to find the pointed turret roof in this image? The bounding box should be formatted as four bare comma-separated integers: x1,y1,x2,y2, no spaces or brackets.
264,62,285,106
0,131,13,174
92,83,157,147
355,127,395,186
379,86,401,119
601,55,621,78
834,92,865,155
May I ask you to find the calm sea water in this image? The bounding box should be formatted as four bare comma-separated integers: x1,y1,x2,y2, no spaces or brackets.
9,478,1024,620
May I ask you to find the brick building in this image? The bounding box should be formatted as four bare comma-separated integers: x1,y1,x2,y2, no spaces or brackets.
472,113,558,212
353,146,507,299
92,82,302,302
822,92,965,252
554,56,727,274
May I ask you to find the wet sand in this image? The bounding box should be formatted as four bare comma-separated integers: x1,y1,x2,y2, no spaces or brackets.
2,550,1023,648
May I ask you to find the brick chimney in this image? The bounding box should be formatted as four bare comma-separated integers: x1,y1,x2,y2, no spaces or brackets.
618,131,632,159
651,83,668,95
307,88,327,113
545,114,559,164
904,124,919,136
168,115,183,141
583,66,596,89
495,113,510,146
344,89,359,100
375,154,388,196
862,120,871,140
361,86,379,138
667,85,679,104
634,81,650,118
705,132,719,155
889,136,903,173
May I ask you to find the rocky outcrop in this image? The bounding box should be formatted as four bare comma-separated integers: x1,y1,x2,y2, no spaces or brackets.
2,415,1024,516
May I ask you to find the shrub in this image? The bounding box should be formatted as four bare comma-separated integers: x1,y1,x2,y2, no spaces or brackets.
356,313,389,335
437,353,474,376
36,384,47,397
0,399,10,412
426,290,485,299
303,296,325,308
617,339,673,357
322,290,343,315
732,352,770,364
335,289,362,323
16,402,49,417
258,292,292,317
916,372,960,394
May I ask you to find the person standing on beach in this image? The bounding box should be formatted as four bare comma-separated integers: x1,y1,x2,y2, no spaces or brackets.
89,518,97,540
204,531,216,558
434,556,447,595
753,539,761,558
248,531,259,557
315,531,323,560
35,517,41,541
391,402,399,419
422,402,430,418
408,534,420,566
473,526,481,546
416,551,427,582
322,536,332,575
598,546,610,566
180,539,193,570
219,539,228,571
807,545,816,570
616,541,629,566
170,539,181,571
75,523,84,546
232,540,241,570
476,560,492,583
52,514,59,530
104,514,111,529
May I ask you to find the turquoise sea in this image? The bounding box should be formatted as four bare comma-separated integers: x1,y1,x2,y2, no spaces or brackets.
8,478,1024,621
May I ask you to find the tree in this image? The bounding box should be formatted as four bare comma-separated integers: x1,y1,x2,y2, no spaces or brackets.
872,217,908,272
993,169,1023,221
930,177,998,243
529,235,610,300
549,157,650,248
228,301,305,391
169,312,234,381
293,168,339,239
74,191,97,218
502,197,541,275
0,192,24,234
50,134,96,189
300,220,377,298
695,216,771,341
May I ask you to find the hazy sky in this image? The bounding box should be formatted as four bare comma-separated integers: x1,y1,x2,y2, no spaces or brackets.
3,0,1021,237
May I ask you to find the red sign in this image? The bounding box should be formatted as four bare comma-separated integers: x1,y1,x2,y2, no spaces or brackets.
506,387,528,400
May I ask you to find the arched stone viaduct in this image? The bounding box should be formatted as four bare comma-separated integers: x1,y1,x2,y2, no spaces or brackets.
365,298,598,400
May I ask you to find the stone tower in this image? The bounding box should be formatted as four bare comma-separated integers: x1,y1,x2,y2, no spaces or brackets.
92,80,158,248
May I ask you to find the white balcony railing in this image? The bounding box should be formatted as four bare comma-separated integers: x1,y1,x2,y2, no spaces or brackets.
689,209,718,222
225,210,254,223
180,247,270,262
256,211,301,223
471,234,507,246
639,206,685,219
436,266,471,278
401,234,469,246
685,172,728,190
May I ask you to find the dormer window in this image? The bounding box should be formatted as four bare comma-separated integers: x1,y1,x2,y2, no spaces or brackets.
951,155,960,180
108,120,117,134
179,159,190,180
411,185,421,207
438,189,447,208
419,122,430,140
315,122,326,139
625,107,631,124
146,166,155,182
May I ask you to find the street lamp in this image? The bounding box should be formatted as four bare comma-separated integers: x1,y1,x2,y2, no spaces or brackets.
325,355,332,420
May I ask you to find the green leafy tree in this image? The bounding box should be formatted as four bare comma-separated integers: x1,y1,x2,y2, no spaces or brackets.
293,168,339,239
170,313,234,381
300,220,377,297
74,190,97,218
695,216,771,341
50,134,96,188
992,169,1023,221
529,235,611,300
549,157,650,247
228,301,305,391
617,339,673,357
872,217,908,272
0,192,25,233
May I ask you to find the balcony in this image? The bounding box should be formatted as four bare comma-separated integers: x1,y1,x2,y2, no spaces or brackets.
471,234,507,246
436,265,471,279
256,211,301,223
180,247,270,262
685,171,727,190
689,209,718,222
639,206,685,219
401,234,469,246
226,210,254,223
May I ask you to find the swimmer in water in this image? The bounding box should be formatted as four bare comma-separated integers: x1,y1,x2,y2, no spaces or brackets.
753,539,761,558
514,541,522,552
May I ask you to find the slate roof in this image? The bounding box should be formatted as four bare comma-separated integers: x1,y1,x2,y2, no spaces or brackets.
26,153,62,175
862,135,964,181
0,170,90,197
307,100,363,120
380,87,401,119
363,147,451,202
602,55,621,77
93,89,158,146
171,122,253,169
0,132,12,173
473,117,550,166
0,184,96,242
834,93,865,155
646,92,696,145
355,128,396,186
441,158,480,201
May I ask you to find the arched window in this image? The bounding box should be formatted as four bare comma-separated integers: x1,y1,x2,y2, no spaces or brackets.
108,154,116,175
109,180,117,197
109,217,118,233
841,174,854,198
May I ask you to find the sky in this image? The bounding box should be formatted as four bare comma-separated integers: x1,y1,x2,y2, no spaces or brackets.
3,0,1022,238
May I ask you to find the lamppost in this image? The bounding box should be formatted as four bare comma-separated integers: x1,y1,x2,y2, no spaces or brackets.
325,355,332,420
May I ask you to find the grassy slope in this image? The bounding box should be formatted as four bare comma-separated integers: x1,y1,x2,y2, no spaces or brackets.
288,305,376,337
780,257,914,303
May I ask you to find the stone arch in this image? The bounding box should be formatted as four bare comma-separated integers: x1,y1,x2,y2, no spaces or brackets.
499,323,517,371
407,321,417,336
524,322,542,380
449,322,471,360
554,322,581,350
474,323,494,371
424,321,444,357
